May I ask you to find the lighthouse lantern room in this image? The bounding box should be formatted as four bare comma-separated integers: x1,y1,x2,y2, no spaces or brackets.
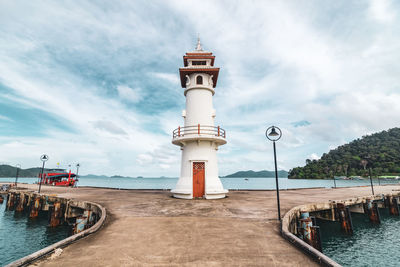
171,39,228,199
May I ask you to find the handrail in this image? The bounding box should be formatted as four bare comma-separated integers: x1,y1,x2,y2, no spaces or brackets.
173,125,226,139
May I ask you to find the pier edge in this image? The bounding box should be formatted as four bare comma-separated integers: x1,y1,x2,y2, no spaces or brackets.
281,191,400,267
4,190,107,267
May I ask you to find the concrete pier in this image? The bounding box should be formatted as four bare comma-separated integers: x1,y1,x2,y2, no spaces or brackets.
2,183,400,266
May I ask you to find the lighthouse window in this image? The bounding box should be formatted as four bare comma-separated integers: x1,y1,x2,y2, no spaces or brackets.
196,75,203,85
192,61,206,65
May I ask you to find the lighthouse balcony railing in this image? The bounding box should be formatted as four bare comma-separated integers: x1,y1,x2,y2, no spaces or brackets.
173,125,226,139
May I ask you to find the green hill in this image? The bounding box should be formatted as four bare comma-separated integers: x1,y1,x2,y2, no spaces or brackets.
224,170,288,178
0,164,43,178
288,128,400,179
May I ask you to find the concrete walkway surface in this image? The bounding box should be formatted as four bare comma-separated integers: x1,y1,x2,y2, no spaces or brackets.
4,183,399,266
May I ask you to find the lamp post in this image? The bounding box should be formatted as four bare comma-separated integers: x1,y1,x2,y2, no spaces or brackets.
361,159,374,195
266,125,282,221
38,154,49,194
76,163,80,177
332,166,337,189
369,167,374,195
15,164,21,187
75,163,80,187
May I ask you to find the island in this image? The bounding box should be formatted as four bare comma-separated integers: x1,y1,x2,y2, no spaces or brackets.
223,170,288,178
0,165,42,178
289,127,400,179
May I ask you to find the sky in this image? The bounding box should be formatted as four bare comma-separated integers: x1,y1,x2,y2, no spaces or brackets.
0,0,399,176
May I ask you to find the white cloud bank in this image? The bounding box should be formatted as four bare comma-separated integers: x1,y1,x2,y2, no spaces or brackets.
0,0,399,176
117,85,142,103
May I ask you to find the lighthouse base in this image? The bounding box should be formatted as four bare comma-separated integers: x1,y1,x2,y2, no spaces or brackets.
172,140,227,200
171,174,228,200
204,190,228,200
171,190,228,200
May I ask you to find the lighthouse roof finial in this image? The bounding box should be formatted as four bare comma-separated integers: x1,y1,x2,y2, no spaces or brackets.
195,35,203,51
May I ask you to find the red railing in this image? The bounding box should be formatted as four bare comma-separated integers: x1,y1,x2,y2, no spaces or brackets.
173,125,226,139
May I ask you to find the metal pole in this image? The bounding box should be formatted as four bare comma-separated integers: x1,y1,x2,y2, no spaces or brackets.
15,166,20,187
369,168,374,195
38,161,45,193
333,176,336,189
273,141,281,221
75,164,80,187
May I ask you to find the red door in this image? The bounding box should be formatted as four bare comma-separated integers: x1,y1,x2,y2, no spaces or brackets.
193,162,205,198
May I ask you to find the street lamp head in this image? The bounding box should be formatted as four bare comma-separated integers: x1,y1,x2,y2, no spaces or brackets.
40,154,49,162
16,164,21,169
266,126,282,141
269,127,279,136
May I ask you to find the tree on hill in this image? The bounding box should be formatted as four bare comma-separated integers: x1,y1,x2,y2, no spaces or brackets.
288,128,400,179
0,165,44,178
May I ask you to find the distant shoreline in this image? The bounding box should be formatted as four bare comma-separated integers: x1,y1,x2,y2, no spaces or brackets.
223,170,289,178
0,176,289,179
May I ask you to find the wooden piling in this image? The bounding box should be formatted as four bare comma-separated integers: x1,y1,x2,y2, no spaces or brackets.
336,203,353,234
387,196,399,216
7,193,15,210
74,216,87,234
310,216,317,226
363,199,381,224
298,213,322,252
310,226,322,252
26,194,32,208
300,216,312,241
15,193,25,212
49,202,63,227
30,197,41,218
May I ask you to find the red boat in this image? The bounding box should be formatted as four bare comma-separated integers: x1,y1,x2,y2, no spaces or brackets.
38,168,78,187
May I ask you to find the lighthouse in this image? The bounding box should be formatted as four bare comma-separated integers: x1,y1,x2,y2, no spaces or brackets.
171,39,228,199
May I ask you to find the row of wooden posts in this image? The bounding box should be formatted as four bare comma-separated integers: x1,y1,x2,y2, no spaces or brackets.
297,195,400,252
298,213,323,252
337,196,399,234
1,192,98,234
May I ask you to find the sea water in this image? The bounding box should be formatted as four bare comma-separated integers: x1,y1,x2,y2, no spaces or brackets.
0,195,70,266
318,209,400,267
1,176,397,190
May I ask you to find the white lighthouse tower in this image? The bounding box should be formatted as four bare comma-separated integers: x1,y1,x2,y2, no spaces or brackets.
171,39,228,199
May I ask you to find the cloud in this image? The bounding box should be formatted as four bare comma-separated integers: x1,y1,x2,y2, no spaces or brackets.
291,120,311,128
137,144,179,165
368,0,396,23
149,72,180,85
92,120,127,135
0,115,12,121
117,85,142,103
0,0,399,176
137,153,153,165
159,164,170,169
